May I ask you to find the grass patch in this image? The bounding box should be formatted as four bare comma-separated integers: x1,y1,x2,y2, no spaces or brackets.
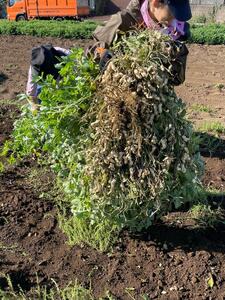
1,273,151,300
0,20,98,39
215,83,225,91
189,203,225,228
58,212,119,252
198,122,225,135
0,275,115,300
0,98,21,106
190,104,214,114
206,187,225,196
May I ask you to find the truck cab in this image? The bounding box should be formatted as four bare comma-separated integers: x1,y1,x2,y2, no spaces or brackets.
7,0,91,21
7,0,26,21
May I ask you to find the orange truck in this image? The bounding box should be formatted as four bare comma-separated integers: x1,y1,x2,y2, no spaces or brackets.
7,0,92,21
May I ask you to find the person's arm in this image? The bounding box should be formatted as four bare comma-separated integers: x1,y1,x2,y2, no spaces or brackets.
177,22,191,42
26,66,40,113
54,47,71,56
93,0,142,48
26,66,38,100
169,42,189,86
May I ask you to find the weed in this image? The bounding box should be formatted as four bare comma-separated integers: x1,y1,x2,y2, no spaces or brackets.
58,211,118,252
215,83,225,91
206,187,225,196
0,275,115,300
0,243,18,251
0,161,4,173
190,104,214,114
198,122,225,135
189,203,225,228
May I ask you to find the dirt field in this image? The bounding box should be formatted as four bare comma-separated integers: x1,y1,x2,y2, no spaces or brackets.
1,35,225,299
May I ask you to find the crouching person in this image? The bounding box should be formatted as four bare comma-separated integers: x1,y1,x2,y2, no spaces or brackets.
26,44,70,113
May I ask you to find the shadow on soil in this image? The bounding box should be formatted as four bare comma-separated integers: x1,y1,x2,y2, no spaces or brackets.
0,72,8,85
197,132,225,159
132,215,225,254
0,269,34,292
154,224,224,252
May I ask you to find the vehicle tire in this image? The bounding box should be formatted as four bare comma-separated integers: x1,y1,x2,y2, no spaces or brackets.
16,14,26,21
55,17,63,21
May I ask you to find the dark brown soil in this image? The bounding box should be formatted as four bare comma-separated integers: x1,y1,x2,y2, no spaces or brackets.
1,155,225,300
0,104,19,145
1,153,225,300
1,37,225,299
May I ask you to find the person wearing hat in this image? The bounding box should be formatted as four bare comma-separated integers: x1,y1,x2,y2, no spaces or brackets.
89,0,192,85
26,44,70,112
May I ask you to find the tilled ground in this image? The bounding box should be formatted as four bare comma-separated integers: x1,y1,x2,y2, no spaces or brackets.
1,36,225,299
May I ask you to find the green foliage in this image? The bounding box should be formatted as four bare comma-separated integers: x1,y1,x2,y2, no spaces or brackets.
215,83,225,90
2,31,203,251
190,24,225,44
198,121,225,135
0,19,97,38
2,48,112,249
189,104,214,114
0,275,114,300
58,211,118,252
1,19,225,46
189,203,225,228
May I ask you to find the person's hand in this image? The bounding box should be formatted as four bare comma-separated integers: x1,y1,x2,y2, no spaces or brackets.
98,48,113,71
85,44,113,71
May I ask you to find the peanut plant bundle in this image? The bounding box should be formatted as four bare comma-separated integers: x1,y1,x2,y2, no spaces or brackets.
82,30,203,231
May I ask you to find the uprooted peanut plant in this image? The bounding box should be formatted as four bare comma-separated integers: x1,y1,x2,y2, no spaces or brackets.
1,30,203,250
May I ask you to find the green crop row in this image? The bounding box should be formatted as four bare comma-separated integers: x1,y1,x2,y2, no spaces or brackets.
0,19,98,38
0,20,225,44
190,23,225,44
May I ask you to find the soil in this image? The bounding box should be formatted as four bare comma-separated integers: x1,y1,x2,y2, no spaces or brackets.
1,36,225,300
0,104,19,146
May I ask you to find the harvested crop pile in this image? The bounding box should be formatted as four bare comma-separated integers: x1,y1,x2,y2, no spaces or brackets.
2,30,203,250
83,30,203,232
